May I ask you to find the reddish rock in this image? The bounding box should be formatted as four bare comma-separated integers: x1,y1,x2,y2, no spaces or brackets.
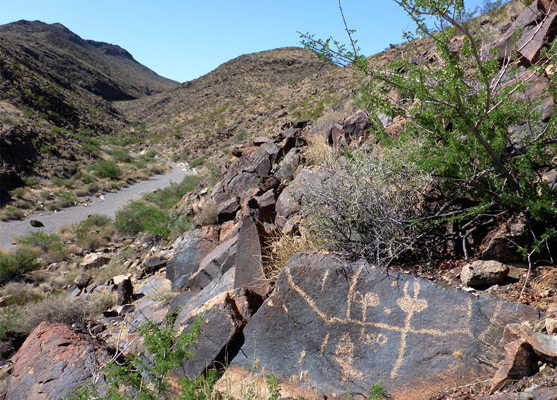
490,3,557,65
523,72,555,121
3,322,108,400
327,111,372,147
217,196,240,223
539,0,557,13
489,339,533,393
219,220,239,243
0,330,26,366
502,324,557,362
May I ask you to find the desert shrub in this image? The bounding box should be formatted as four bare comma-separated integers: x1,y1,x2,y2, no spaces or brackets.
0,250,40,285
86,182,101,194
0,308,21,338
24,177,40,187
91,160,122,180
108,147,132,163
17,231,65,253
9,187,26,199
193,200,218,227
73,214,113,250
115,200,170,238
0,282,42,306
16,231,68,264
0,207,24,221
297,141,432,266
147,164,166,175
54,191,76,209
189,158,205,168
19,295,90,334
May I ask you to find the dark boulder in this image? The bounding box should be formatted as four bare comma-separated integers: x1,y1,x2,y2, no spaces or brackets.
166,228,217,291
231,253,541,400
234,214,269,297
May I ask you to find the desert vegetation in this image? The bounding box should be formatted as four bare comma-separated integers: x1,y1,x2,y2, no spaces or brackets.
300,0,556,266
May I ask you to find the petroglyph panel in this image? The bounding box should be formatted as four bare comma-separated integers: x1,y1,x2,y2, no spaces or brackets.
232,253,542,400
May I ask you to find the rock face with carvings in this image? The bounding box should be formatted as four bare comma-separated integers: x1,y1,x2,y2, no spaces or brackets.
229,253,542,400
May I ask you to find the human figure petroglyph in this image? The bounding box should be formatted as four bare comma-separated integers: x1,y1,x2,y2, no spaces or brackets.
284,265,479,382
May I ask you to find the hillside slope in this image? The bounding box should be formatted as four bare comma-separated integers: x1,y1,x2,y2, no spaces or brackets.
0,21,179,205
115,47,359,160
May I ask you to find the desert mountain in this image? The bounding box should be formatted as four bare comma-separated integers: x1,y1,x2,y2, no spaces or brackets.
0,20,178,101
115,47,357,159
0,20,182,204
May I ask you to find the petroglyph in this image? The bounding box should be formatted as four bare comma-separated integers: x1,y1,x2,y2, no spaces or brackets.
284,265,477,381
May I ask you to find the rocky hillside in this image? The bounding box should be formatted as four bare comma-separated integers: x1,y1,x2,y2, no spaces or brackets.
0,1,555,398
115,47,359,160
0,20,180,205
0,21,178,101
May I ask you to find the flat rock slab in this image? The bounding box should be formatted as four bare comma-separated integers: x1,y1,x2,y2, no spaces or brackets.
231,253,542,400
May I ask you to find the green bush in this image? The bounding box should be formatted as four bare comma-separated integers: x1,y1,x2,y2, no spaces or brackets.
9,187,26,198
189,158,205,168
91,160,122,180
0,250,40,285
24,177,40,187
73,214,113,250
144,175,203,210
115,200,170,238
0,308,21,338
302,0,557,259
109,147,132,163
63,315,213,400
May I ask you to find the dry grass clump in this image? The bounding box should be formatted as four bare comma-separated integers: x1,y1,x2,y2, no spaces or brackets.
263,227,318,282
0,282,43,306
311,101,354,135
19,292,114,334
304,136,337,168
531,267,557,295
194,200,218,226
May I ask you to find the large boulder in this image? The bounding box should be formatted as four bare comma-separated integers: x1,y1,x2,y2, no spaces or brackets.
189,235,238,290
234,214,269,297
460,260,510,287
230,253,541,400
172,288,263,379
327,111,372,147
2,322,109,400
480,214,530,263
166,228,218,291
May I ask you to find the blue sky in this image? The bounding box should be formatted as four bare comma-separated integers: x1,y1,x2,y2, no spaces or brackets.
0,0,490,83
